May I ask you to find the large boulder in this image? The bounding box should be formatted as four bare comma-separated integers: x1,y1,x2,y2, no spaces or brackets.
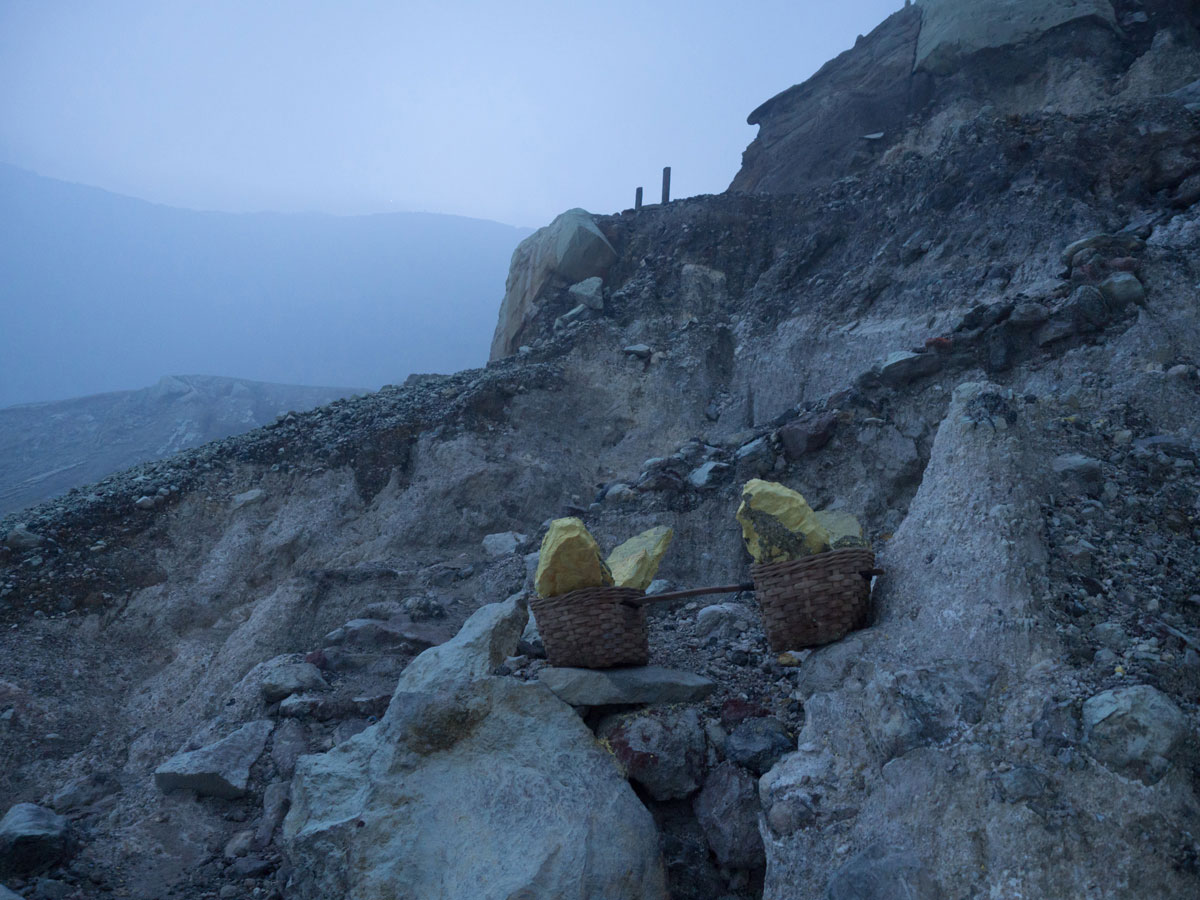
490,209,617,359
284,600,667,899
397,593,528,691
914,0,1118,75
597,707,707,801
1082,685,1189,784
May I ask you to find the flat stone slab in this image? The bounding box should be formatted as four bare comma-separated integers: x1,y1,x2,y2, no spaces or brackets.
155,720,274,799
538,666,716,706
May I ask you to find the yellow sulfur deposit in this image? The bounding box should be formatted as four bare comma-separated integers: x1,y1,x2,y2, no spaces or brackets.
607,525,674,591
534,517,614,598
814,509,869,549
736,479,830,564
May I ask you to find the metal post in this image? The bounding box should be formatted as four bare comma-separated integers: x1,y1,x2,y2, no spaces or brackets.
661,167,671,204
635,187,643,210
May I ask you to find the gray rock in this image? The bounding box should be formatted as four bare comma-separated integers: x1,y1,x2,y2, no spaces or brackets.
4,526,43,552
1098,272,1146,309
1008,302,1050,327
1082,685,1188,784
598,707,707,800
284,677,667,899
259,659,329,703
154,720,274,799
724,717,793,775
687,460,730,489
878,350,941,387
827,843,944,900
1051,453,1103,497
481,531,526,557
623,344,653,359
734,436,775,475
1090,622,1127,651
254,781,291,849
231,488,266,510
398,594,527,691
992,766,1050,803
778,413,839,459
1060,232,1145,266
48,772,118,813
695,603,755,645
694,762,765,869
568,276,605,311
0,804,73,876
134,495,156,510
645,579,673,596
538,666,716,706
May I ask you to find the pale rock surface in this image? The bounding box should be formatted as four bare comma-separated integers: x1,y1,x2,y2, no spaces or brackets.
154,720,274,799
915,0,1117,74
1082,684,1189,784
284,597,667,900
396,593,528,691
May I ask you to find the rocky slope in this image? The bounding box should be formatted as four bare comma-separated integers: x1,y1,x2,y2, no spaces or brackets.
1,1,1200,899
0,376,361,517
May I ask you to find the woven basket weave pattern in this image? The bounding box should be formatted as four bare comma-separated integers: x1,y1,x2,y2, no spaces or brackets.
530,587,649,669
752,548,876,652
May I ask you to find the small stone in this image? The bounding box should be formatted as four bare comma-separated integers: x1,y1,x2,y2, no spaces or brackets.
724,717,793,775
735,437,776,475
777,414,838,460
1098,273,1146,309
259,660,329,703
568,276,605,311
4,527,43,553
482,531,527,558
231,488,267,510
623,344,652,359
878,350,941,387
534,518,613,598
736,479,829,564
538,666,716,706
1082,685,1187,784
607,526,674,591
1051,454,1103,498
687,461,730,490
134,496,156,510
224,829,254,859
1166,364,1190,380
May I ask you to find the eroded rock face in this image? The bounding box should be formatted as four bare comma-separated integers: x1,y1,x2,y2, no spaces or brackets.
915,0,1117,74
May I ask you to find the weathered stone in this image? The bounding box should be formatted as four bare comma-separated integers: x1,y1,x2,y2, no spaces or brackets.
534,517,613,597
0,804,73,876
567,276,605,311
48,773,118,813
878,350,941,387
270,719,307,778
258,659,329,703
695,603,755,645
254,781,291,850
778,414,837,459
490,208,617,359
231,488,266,510
482,531,526,557
1098,272,1146,309
607,525,673,591
623,343,653,359
1051,454,1103,498
1082,685,1188,784
1060,232,1145,266
598,707,707,800
154,720,274,799
814,509,868,549
284,677,667,899
694,762,764,869
737,479,829,564
724,717,793,775
4,526,43,552
1008,302,1050,327
538,666,716,706
399,594,527,691
687,460,730,489
826,843,944,900
134,495,156,510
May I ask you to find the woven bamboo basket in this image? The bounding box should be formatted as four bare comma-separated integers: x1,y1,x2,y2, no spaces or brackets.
530,586,649,669
752,548,878,652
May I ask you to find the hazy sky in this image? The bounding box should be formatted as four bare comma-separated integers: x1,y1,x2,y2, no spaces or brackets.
0,0,903,227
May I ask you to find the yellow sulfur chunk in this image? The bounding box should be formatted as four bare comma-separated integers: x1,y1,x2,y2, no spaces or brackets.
607,526,674,590
736,479,830,564
534,517,614,598
814,509,869,550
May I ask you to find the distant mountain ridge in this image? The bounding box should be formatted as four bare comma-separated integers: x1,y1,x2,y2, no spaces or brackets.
0,164,532,408
0,374,360,515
